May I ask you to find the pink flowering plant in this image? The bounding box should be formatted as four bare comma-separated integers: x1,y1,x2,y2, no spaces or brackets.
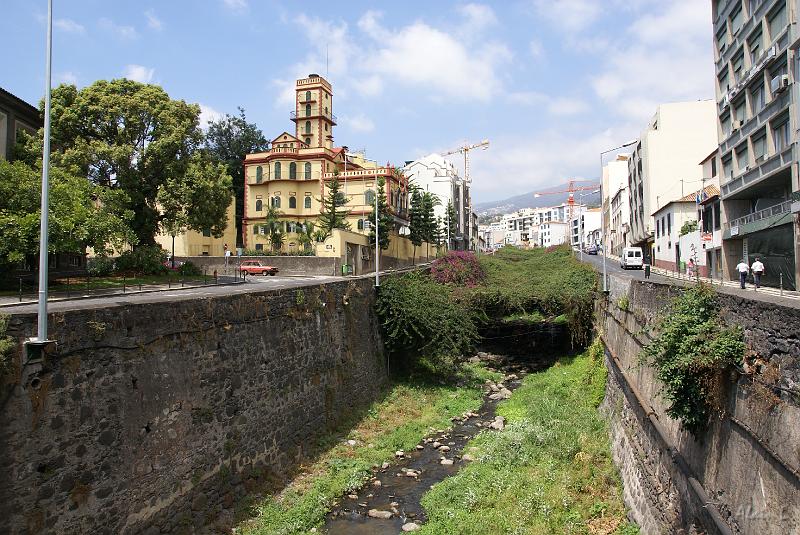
430,251,485,287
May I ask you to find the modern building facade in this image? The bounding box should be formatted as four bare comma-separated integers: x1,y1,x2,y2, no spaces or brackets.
627,101,718,260
243,75,409,252
1,87,41,161
713,0,797,290
602,154,631,254
403,153,474,250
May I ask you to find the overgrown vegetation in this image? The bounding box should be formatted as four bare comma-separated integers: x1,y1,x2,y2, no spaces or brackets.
237,364,500,534
419,340,637,535
679,220,698,236
376,246,597,375
115,245,169,275
376,271,478,374
641,284,745,436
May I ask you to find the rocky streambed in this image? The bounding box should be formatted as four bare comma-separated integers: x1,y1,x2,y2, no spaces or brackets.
321,353,528,534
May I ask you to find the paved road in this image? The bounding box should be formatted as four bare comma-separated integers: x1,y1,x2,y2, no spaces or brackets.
580,252,800,309
0,275,342,316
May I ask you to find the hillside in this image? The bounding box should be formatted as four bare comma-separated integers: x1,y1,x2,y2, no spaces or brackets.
474,188,601,216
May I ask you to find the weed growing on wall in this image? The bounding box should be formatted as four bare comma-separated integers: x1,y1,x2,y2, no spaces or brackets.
641,284,745,436
0,314,14,379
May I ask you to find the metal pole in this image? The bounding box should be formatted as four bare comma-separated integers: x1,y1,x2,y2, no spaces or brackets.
601,152,607,293
375,192,380,287
36,0,54,341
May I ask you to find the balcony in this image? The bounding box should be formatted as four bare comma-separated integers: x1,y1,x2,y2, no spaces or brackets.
290,108,337,125
721,145,793,198
724,199,792,238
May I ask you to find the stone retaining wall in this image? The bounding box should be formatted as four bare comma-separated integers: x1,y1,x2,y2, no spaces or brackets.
0,278,387,534
599,274,800,534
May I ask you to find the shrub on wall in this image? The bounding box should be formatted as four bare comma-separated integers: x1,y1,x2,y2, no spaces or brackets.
641,284,745,436
115,246,168,275
375,272,477,375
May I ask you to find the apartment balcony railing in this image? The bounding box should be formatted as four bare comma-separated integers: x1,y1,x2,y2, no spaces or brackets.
290,108,337,124
726,200,792,230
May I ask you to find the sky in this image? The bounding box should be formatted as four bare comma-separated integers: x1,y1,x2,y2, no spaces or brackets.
1,0,715,203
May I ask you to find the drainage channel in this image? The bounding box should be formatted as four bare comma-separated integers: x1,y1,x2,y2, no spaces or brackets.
322,353,530,534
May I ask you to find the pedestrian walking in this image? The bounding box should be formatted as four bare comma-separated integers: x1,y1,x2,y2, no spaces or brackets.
751,257,765,289
736,259,750,289
687,258,695,278
224,243,231,268
644,263,651,279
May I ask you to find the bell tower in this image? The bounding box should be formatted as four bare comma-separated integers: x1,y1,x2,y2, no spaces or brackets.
292,74,336,149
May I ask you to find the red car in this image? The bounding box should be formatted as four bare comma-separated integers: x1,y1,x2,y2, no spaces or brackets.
239,260,279,276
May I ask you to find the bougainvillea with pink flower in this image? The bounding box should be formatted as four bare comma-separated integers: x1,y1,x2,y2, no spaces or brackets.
430,251,485,287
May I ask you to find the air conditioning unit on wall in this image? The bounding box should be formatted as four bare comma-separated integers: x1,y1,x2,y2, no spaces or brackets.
771,74,790,95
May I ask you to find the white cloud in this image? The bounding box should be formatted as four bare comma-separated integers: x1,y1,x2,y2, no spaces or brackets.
145,9,163,31
507,92,588,116
590,0,713,122
199,104,224,129
532,0,601,31
56,71,78,85
123,64,155,83
277,9,511,104
548,97,589,116
99,18,138,39
54,18,85,34
222,0,248,13
342,114,375,133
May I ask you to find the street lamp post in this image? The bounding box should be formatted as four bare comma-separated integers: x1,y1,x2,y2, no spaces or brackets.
27,0,55,358
374,192,380,288
600,140,637,293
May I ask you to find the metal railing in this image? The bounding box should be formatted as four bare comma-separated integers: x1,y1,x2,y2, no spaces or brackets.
289,109,337,123
726,200,792,230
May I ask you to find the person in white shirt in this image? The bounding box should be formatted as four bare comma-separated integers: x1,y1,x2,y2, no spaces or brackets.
736,259,750,289
751,258,765,289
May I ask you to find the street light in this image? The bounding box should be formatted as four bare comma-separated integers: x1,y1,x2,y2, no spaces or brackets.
600,140,637,293
26,0,55,360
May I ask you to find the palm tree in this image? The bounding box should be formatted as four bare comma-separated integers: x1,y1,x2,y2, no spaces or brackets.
297,221,316,253
270,230,285,254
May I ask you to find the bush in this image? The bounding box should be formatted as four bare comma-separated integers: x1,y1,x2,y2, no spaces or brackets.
86,255,115,276
376,272,478,375
115,246,168,275
178,261,202,276
430,251,485,287
642,284,745,436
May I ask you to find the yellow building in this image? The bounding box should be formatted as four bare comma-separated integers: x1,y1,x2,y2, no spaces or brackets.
155,199,237,257
242,74,409,253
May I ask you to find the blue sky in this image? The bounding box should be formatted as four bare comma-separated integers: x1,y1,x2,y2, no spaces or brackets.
2,0,714,203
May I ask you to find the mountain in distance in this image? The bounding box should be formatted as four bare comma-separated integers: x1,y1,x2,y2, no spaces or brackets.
474,187,601,217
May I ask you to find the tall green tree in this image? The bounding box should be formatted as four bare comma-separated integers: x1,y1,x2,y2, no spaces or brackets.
297,221,316,252
369,177,392,252
40,79,232,246
204,107,268,246
421,191,439,259
444,201,457,250
0,159,134,272
408,188,425,264
316,175,350,241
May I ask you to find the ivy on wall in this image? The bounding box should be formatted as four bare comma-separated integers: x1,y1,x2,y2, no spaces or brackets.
641,284,745,436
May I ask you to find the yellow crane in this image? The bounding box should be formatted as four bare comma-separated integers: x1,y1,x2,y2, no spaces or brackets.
442,139,489,183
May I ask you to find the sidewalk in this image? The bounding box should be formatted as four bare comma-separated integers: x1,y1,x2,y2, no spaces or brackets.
0,276,244,308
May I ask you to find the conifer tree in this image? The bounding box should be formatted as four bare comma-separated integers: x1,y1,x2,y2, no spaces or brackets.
316,175,350,241
369,177,392,251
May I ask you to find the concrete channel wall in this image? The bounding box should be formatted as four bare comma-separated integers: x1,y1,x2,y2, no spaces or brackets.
0,278,387,534
598,274,800,534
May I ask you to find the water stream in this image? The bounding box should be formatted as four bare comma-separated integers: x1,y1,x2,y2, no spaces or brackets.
322,353,532,534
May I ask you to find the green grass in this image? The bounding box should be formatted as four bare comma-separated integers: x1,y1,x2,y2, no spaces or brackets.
418,340,638,535
236,363,502,535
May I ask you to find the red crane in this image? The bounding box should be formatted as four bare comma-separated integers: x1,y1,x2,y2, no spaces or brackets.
533,180,600,222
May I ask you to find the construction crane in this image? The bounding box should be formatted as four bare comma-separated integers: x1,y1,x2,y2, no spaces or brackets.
442,139,489,183
533,179,600,223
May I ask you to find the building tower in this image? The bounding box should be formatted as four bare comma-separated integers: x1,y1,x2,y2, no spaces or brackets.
291,74,336,149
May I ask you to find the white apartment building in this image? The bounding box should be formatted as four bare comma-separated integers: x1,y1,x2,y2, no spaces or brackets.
538,221,570,247
570,208,601,248
403,154,474,250
627,101,718,260
602,155,631,251
500,204,576,247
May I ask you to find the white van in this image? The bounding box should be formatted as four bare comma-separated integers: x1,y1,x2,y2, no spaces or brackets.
621,247,644,269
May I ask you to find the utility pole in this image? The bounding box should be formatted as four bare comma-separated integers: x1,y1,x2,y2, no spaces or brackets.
375,190,380,288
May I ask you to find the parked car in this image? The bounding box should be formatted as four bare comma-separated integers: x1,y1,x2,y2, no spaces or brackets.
584,245,598,255
239,260,279,276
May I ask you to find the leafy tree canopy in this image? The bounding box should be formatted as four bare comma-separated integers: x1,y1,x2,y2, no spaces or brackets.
204,107,268,244
28,79,232,246
0,159,134,268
